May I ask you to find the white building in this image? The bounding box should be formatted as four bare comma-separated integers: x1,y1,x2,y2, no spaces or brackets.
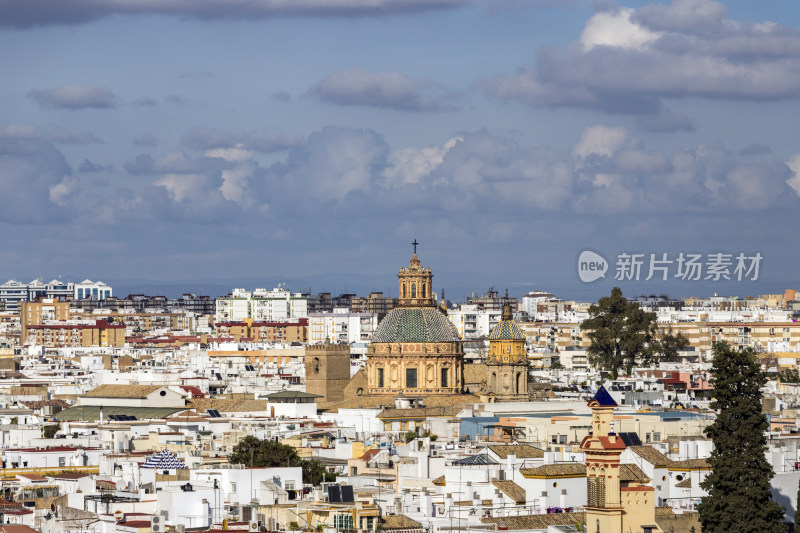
0,278,106,310
308,309,379,344
448,305,501,339
216,287,308,322
74,279,112,300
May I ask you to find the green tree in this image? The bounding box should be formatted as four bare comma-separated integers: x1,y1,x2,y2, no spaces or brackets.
229,436,336,486
696,342,785,532
229,436,299,468
580,287,658,378
42,424,60,439
301,458,336,486
779,367,800,384
796,477,800,533
656,327,690,363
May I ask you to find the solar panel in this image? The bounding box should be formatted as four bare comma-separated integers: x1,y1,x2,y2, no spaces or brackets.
328,485,341,503
206,409,221,418
341,485,354,503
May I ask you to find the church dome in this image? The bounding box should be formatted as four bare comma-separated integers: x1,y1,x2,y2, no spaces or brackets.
372,307,461,343
488,300,525,340
488,319,525,340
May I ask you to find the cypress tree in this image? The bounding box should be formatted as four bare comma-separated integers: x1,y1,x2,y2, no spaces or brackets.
796,477,800,533
697,342,784,532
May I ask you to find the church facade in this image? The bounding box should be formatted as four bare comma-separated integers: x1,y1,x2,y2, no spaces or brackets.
365,248,464,396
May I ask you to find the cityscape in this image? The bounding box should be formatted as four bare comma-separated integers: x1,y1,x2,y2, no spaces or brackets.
3,0,800,532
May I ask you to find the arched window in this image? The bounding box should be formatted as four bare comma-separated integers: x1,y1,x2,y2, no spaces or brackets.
313,357,320,373
411,283,417,298
402,284,406,298
422,283,427,298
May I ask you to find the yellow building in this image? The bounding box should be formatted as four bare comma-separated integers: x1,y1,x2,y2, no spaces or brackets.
366,245,464,396
485,299,528,401
581,386,660,533
27,319,125,347
20,299,70,342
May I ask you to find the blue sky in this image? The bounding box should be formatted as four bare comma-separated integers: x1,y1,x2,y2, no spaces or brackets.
1,0,799,300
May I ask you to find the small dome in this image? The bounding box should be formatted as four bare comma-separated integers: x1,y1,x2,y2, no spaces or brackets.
488,319,525,341
372,307,461,343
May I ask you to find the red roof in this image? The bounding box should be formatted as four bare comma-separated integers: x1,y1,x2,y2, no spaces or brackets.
360,449,384,461
179,385,206,398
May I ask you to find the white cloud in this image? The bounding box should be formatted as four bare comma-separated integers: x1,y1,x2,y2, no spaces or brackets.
384,137,462,186
154,173,208,202
49,177,79,206
572,125,630,159
580,8,662,51
787,153,800,196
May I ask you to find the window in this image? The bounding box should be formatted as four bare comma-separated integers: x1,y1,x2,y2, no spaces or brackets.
441,367,448,388
351,467,358,475
231,483,237,493
285,481,296,491
406,368,418,388
653,432,661,441
411,284,417,298
334,515,353,530
559,435,567,444
58,457,65,467
313,357,320,374
377,368,384,387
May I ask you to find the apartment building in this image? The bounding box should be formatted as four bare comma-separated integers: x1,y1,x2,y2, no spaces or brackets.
26,319,125,347
216,287,307,322
308,310,378,344
20,299,71,342
215,318,308,343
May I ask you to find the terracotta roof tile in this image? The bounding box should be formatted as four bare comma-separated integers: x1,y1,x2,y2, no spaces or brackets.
520,463,586,478
619,463,650,483
488,444,545,459
491,480,526,504
482,511,585,530
629,445,673,467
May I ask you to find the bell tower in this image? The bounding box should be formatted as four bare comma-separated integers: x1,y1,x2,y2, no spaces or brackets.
398,239,435,307
581,386,625,533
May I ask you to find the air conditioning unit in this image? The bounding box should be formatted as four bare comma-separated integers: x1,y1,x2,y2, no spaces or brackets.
249,521,260,532
151,515,163,533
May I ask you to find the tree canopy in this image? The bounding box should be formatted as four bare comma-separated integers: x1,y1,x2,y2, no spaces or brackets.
229,436,336,486
696,342,784,532
580,287,658,378
657,326,690,362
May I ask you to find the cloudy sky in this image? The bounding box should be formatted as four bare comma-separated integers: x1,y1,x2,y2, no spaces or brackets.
2,0,799,300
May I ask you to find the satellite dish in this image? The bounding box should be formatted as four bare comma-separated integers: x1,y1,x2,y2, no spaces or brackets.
115,510,125,522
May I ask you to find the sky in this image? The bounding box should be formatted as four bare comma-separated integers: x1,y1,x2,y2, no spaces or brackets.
1,0,800,301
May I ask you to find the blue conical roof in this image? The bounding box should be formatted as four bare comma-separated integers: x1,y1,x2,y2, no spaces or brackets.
589,385,617,407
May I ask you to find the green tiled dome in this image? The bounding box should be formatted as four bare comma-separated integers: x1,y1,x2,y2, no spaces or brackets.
488,319,525,340
372,307,461,343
